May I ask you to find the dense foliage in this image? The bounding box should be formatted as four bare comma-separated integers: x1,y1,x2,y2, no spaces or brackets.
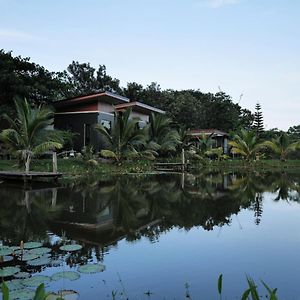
0,50,254,132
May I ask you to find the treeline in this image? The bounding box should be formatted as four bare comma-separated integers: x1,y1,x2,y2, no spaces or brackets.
0,49,299,137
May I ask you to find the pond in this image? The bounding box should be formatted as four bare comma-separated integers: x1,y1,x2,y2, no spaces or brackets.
1,170,300,299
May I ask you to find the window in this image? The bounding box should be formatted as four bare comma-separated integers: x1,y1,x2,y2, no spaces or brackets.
101,120,112,131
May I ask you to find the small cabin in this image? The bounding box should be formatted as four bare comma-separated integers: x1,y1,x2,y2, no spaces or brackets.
188,129,229,154
54,91,165,151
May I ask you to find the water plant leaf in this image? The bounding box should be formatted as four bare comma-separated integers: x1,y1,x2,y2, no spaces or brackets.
0,279,24,291
22,275,51,287
10,288,36,300
27,256,51,267
1,281,9,300
28,247,51,256
77,263,105,274
23,242,43,249
33,283,47,300
0,248,13,256
19,253,39,262
241,288,251,300
50,259,62,267
46,290,79,300
51,271,80,282
0,256,14,263
59,244,82,252
14,272,31,279
218,274,223,295
0,266,21,277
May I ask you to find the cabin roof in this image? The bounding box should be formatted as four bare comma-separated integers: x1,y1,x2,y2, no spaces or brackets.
115,101,165,114
53,91,129,109
188,129,229,137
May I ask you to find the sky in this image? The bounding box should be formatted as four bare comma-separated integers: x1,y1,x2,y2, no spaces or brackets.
0,0,299,130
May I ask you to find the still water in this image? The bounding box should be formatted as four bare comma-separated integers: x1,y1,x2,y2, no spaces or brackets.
1,170,300,299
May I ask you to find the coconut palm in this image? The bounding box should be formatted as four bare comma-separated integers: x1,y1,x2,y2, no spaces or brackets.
95,108,147,161
0,98,63,173
229,130,263,161
262,133,300,161
146,113,180,154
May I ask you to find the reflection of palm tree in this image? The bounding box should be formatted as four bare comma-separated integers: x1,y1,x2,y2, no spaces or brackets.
270,172,300,202
0,187,63,242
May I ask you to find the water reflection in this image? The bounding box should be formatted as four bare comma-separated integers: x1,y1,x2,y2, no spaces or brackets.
1,170,300,246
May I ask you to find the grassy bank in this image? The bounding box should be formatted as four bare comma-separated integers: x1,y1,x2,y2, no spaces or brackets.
0,158,155,179
1,158,300,180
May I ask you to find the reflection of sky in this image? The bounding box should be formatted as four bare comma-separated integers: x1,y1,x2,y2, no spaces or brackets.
1,0,300,129
34,191,300,299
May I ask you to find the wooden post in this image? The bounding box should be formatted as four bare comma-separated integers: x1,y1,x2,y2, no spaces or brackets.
52,152,57,173
181,148,185,171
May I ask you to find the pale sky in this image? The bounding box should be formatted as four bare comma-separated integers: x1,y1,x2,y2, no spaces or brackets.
1,0,299,130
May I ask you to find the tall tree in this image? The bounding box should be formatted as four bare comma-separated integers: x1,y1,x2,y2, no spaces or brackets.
253,102,264,136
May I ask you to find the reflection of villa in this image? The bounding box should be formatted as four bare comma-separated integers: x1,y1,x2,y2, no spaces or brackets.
54,92,165,151
188,129,229,154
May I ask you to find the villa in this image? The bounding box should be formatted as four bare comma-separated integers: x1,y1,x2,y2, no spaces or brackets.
54,91,165,151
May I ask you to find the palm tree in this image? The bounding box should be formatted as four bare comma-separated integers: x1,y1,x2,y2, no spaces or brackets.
262,133,300,161
146,113,180,154
95,108,147,161
0,98,63,173
229,130,263,161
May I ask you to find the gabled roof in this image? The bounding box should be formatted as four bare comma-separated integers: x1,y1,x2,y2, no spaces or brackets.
188,129,229,137
54,91,129,109
115,101,165,114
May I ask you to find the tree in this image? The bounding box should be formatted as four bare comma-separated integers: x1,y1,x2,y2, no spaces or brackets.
229,130,263,161
123,82,144,101
287,125,300,141
0,98,63,173
146,113,181,155
262,133,300,161
253,103,264,136
95,108,147,161
0,50,68,109
66,61,122,96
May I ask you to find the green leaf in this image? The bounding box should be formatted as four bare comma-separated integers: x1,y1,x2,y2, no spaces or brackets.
217,274,223,295
33,283,47,300
241,288,251,300
59,244,82,252
51,271,80,282
1,281,9,300
77,263,105,274
23,242,43,249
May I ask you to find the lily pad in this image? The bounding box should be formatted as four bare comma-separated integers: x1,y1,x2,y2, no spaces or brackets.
22,275,51,287
9,246,20,252
10,288,35,300
51,271,80,282
0,266,21,277
28,247,51,256
23,242,43,249
14,271,31,279
0,248,13,256
0,255,14,263
46,290,79,300
59,244,82,252
27,256,51,267
0,279,24,291
50,259,62,267
77,263,105,274
19,253,39,262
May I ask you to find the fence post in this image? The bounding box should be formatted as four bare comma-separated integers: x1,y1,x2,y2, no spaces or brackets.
53,152,57,173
